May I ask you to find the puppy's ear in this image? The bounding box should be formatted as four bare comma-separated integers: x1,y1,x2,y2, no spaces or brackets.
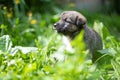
76,16,86,26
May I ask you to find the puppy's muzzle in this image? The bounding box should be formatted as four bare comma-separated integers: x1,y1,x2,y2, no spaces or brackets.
54,23,60,29
54,23,65,32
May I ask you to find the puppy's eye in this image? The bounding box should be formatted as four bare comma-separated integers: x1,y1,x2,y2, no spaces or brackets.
64,18,74,25
64,18,67,22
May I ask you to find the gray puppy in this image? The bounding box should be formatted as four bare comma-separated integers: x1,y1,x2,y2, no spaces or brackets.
54,11,103,62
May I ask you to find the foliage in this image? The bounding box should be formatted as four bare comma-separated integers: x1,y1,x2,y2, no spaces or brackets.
0,21,120,79
0,0,120,80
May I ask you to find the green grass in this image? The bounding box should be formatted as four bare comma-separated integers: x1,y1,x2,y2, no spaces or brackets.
0,1,120,79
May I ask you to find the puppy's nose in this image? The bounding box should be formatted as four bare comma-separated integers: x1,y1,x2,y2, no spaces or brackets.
54,23,57,27
54,23,59,27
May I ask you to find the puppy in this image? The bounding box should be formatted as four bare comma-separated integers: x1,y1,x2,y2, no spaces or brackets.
54,11,103,62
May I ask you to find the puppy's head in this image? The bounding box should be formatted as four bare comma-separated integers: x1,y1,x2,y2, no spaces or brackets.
54,11,86,36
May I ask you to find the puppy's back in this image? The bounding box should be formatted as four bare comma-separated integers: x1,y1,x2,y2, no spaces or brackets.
84,26,103,61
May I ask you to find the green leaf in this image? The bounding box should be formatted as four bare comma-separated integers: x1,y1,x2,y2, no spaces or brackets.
0,35,12,52
11,46,38,55
71,30,85,51
93,21,103,38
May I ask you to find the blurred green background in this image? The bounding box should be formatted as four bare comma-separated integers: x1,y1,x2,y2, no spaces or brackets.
0,0,120,46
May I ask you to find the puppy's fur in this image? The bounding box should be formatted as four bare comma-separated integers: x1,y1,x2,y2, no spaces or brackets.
54,11,103,62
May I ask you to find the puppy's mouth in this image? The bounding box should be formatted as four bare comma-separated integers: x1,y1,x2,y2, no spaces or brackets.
54,26,68,33
56,29,66,34
56,28,72,36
